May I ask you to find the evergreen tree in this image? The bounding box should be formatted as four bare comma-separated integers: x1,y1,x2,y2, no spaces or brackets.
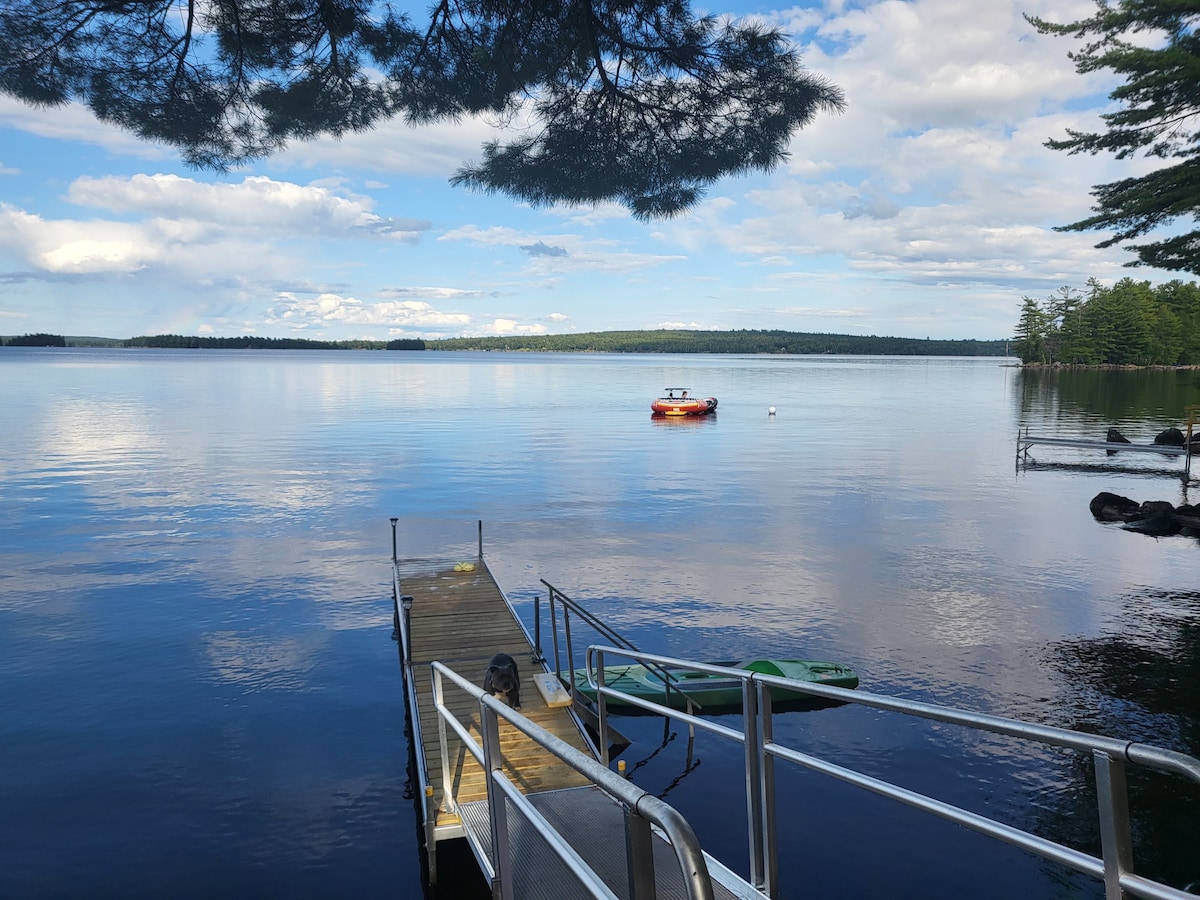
1014,296,1050,363
1157,280,1200,363
0,0,844,220
1028,2,1200,274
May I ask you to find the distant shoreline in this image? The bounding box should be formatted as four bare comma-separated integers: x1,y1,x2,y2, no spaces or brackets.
2,329,1012,357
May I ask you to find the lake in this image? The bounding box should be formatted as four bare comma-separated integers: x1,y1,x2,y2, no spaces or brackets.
2,349,1198,898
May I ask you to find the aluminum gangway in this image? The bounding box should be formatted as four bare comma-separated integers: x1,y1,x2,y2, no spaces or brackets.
580,645,1200,900
428,661,760,900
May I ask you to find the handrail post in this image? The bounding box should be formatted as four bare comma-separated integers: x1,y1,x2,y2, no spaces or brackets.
532,595,543,663
390,516,398,563
564,607,576,693
481,699,514,900
758,681,778,897
434,668,452,813
1094,750,1134,900
549,592,562,681
625,805,657,899
743,676,765,890
596,647,610,767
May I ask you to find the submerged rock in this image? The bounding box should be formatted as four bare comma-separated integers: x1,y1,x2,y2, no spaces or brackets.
1154,427,1186,447
1090,492,1141,521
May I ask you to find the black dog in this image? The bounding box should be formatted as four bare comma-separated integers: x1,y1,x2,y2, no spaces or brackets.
483,652,521,709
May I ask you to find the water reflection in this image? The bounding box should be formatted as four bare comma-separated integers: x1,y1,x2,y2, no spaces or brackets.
1016,367,1200,426
1041,589,1200,891
6,351,1200,898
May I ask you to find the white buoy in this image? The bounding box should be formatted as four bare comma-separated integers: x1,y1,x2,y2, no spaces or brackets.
768,407,776,416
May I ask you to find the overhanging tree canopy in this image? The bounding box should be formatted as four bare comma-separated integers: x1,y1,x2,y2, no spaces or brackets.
1028,1,1200,275
0,0,845,219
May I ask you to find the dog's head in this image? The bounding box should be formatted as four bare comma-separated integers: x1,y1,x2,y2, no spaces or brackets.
486,664,517,695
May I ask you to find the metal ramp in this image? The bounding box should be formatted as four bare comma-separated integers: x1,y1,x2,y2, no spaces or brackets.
458,787,752,900
430,661,760,900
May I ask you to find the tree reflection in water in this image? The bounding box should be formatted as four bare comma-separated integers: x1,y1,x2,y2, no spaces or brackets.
1042,589,1200,892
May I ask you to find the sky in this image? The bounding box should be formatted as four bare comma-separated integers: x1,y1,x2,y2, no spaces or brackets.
0,0,1187,343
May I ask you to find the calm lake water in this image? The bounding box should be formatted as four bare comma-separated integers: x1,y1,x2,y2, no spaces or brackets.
2,348,1199,898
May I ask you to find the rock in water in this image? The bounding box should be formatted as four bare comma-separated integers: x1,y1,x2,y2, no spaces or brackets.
1153,427,1185,447
1089,492,1140,521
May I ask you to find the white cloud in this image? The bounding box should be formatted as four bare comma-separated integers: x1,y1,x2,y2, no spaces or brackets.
264,292,472,332
479,318,548,336
66,174,430,240
0,95,166,159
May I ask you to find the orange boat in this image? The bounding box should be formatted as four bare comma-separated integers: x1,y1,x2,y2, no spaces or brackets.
650,388,718,417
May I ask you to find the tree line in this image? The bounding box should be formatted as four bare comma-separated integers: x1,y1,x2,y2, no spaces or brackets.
6,330,1008,355
121,334,426,350
428,330,1007,355
1013,278,1200,365
1,332,67,346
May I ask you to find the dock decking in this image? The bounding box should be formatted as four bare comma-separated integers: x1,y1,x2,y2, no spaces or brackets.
394,557,593,835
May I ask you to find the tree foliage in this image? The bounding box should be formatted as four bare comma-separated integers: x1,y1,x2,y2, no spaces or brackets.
1028,2,1200,274
121,329,1008,355
2,332,67,346
1013,277,1200,365
0,0,845,219
124,334,398,349
425,329,1007,355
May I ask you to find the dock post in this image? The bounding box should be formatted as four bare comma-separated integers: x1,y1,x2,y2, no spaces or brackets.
390,517,398,563
478,519,483,559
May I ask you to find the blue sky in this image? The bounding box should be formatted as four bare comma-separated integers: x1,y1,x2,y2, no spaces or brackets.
0,0,1183,342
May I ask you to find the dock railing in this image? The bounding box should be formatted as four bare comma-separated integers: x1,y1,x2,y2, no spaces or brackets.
535,579,701,719
429,660,716,900
582,644,1200,900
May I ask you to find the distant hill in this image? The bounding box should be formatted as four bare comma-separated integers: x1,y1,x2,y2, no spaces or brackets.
4,330,1011,356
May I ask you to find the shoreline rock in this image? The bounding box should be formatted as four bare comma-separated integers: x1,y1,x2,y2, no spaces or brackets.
1090,492,1200,538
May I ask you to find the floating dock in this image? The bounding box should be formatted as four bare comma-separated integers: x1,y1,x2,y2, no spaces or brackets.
391,556,592,837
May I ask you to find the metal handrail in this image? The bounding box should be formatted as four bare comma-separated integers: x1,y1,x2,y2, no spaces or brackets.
538,580,701,714
392,561,438,863
430,660,716,900
584,644,1200,900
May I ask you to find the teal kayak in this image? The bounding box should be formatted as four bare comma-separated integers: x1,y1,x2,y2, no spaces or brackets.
572,658,858,712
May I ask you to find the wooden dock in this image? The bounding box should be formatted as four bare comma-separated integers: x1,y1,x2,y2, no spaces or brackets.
393,556,593,840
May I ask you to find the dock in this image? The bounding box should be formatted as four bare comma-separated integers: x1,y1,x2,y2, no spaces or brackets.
392,556,594,834
1016,425,1194,477
391,520,1200,900
391,533,756,899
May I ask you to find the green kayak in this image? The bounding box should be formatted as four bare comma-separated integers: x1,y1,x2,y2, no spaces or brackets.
572,658,858,712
